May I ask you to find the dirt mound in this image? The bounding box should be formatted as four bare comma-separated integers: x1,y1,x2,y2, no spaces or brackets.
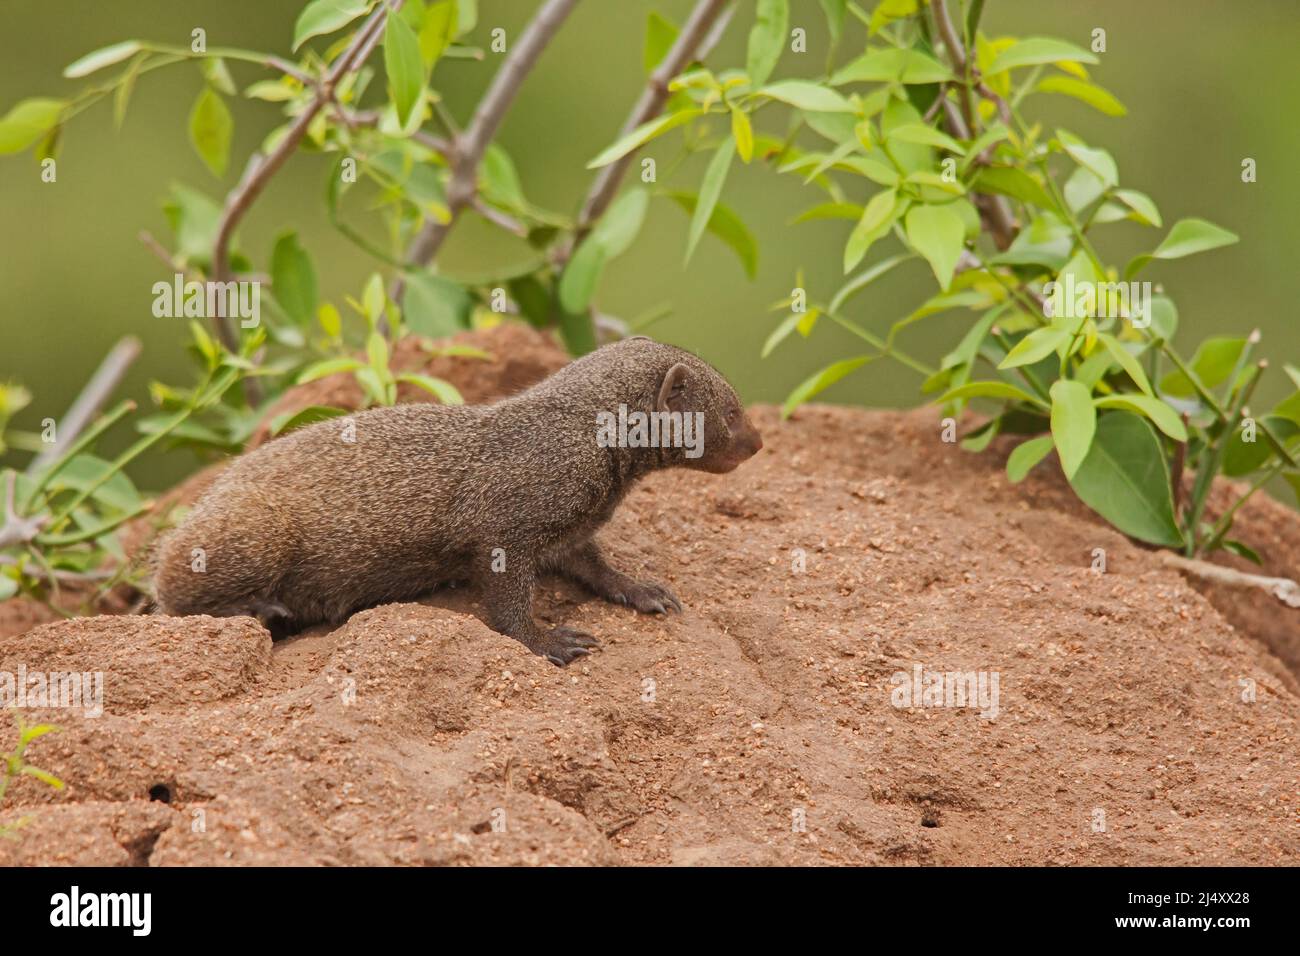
1,327,1297,865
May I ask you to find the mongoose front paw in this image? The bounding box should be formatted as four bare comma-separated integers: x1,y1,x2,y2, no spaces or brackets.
613,581,683,615
537,626,600,667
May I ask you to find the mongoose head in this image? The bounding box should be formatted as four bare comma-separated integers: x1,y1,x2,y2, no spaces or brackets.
625,337,764,474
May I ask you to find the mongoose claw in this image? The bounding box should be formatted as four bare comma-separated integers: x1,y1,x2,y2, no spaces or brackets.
617,582,683,615
540,626,600,666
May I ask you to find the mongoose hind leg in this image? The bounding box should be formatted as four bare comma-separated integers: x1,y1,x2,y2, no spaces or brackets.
551,541,683,615
481,555,599,666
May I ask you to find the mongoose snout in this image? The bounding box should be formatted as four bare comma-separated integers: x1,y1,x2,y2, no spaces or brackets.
153,335,760,665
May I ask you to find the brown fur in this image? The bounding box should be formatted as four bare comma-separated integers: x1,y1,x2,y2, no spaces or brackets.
153,337,763,664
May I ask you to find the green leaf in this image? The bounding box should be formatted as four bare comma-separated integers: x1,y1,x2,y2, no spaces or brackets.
1050,379,1096,479
297,358,364,385
1007,435,1054,483
831,48,951,85
1094,395,1187,442
1096,333,1153,395
1222,416,1297,477
200,57,237,96
685,138,735,264
362,273,386,323
367,332,389,373
887,123,963,153
904,204,965,291
1148,295,1178,341
419,0,458,67
1221,539,1263,565
1127,218,1239,277
269,405,349,437
19,766,64,790
782,355,877,418
592,187,650,259
294,0,371,51
987,38,1099,75
403,273,472,336
560,188,651,312
843,189,897,273
385,9,425,129
1035,75,1126,116
557,304,597,356
829,253,911,314
1158,336,1246,398
1112,189,1161,228
759,80,855,113
1058,136,1118,189
63,40,143,78
559,238,606,314
1067,411,1183,547
731,107,754,163
270,232,318,325
480,144,526,211
44,454,141,513
317,302,343,338
668,193,758,278
762,310,817,359
398,373,464,404
971,166,1054,210
746,0,789,88
114,53,145,129
0,98,66,155
162,184,223,267
188,87,232,177
937,381,1046,407
998,326,1071,369
586,110,699,168
819,0,848,40
961,417,1000,452
644,11,679,73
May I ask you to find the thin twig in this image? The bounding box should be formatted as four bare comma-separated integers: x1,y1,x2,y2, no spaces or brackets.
211,1,401,342
1161,552,1300,608
470,196,528,236
332,105,452,155
265,56,313,85
391,0,582,304
566,0,732,254
27,337,142,474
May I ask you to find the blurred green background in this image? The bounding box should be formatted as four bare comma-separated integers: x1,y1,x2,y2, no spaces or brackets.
2,0,1298,490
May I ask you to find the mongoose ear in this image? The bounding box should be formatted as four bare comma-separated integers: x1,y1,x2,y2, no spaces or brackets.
656,363,690,413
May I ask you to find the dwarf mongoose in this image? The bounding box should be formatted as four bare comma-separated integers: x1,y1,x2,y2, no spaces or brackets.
154,336,763,664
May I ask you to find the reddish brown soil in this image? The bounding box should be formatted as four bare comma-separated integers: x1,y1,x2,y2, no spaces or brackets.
1,326,1296,866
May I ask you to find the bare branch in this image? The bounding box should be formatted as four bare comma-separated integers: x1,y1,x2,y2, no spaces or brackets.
0,473,46,551
265,56,313,85
470,196,529,237
931,0,974,130
211,1,402,338
1161,552,1300,608
27,337,142,475
330,105,452,155
392,0,582,303
568,0,732,250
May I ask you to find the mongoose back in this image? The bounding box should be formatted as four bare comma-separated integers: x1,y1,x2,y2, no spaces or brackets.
153,336,763,664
